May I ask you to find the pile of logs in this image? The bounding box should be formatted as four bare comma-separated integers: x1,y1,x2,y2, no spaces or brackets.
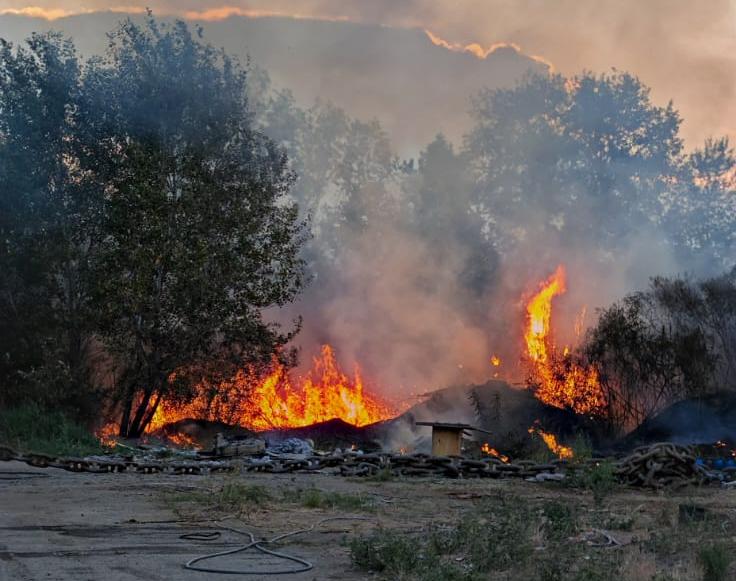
615,443,709,489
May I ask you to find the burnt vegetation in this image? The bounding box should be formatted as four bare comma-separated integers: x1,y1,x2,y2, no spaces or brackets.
1,14,735,444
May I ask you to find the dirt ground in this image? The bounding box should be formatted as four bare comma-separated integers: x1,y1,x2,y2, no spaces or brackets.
2,460,736,580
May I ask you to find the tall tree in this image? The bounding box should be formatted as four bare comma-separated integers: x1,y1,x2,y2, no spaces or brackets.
466,72,684,255
78,17,307,437
0,32,98,414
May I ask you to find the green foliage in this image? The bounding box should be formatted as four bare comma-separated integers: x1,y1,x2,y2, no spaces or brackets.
700,544,732,581
167,481,272,515
567,461,618,505
467,71,684,251
350,497,533,580
0,17,307,433
543,501,577,541
217,482,272,508
349,529,423,576
0,404,104,456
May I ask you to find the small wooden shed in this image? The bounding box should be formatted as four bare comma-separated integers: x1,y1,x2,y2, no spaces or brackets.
415,421,476,456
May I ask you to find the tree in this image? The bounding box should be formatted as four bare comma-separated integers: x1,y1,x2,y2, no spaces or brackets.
0,32,99,415
466,71,684,256
668,137,736,271
582,271,735,431
75,17,307,437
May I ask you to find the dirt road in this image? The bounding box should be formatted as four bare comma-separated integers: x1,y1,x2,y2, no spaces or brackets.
3,459,736,580
0,461,371,581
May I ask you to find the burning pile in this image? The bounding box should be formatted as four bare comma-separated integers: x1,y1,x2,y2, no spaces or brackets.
140,345,395,438
524,265,605,416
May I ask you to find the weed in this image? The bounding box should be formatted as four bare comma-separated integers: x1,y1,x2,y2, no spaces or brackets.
218,482,271,507
349,529,422,575
571,433,594,461
166,480,271,516
543,501,577,541
368,467,394,482
700,544,732,581
568,460,617,505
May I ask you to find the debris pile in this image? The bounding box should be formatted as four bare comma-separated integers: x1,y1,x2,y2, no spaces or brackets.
615,443,710,489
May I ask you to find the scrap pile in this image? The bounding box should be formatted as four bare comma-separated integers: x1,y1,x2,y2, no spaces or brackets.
615,443,711,489
0,444,566,479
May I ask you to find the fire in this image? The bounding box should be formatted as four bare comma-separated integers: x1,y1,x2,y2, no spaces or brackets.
236,345,393,430
490,355,501,367
481,442,509,463
97,423,119,447
140,344,395,436
528,427,574,460
524,265,605,416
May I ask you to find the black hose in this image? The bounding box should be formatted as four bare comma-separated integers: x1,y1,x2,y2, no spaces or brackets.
182,516,368,575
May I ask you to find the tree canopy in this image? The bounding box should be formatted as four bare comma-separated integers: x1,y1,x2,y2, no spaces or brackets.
0,18,307,436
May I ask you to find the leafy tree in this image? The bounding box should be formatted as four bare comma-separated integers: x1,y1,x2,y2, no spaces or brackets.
669,137,736,270
78,17,307,437
411,134,498,296
466,71,684,255
1,18,307,436
0,32,98,415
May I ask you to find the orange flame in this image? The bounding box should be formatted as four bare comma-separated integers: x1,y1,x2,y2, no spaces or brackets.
140,344,395,436
235,345,393,430
524,266,605,416
490,355,501,367
529,426,573,460
481,442,509,463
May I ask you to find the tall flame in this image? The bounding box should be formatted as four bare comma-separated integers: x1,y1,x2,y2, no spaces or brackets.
144,344,394,435
524,265,605,416
525,265,566,365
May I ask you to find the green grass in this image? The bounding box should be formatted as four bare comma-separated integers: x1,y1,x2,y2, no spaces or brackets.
282,487,375,511
348,495,635,581
350,496,535,580
0,404,105,457
165,481,272,516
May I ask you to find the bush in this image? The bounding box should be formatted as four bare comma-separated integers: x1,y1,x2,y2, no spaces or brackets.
0,404,104,456
584,270,736,431
700,544,732,581
567,460,618,505
349,529,422,575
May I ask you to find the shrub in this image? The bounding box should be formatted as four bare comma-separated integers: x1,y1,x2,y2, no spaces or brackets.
700,544,732,581
0,404,104,456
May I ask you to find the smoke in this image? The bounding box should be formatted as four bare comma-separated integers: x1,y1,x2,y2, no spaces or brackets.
3,9,731,411
2,0,733,147
291,223,493,396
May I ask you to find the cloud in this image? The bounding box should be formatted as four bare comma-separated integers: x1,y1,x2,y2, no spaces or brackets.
0,6,71,19
182,5,349,22
424,29,555,72
0,4,147,20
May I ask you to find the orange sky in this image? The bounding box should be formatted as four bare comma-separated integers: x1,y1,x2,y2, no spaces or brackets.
1,0,734,148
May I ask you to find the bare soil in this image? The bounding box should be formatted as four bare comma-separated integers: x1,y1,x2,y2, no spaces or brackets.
1,460,735,580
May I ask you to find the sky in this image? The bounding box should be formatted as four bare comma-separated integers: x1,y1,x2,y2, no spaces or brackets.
1,0,734,148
